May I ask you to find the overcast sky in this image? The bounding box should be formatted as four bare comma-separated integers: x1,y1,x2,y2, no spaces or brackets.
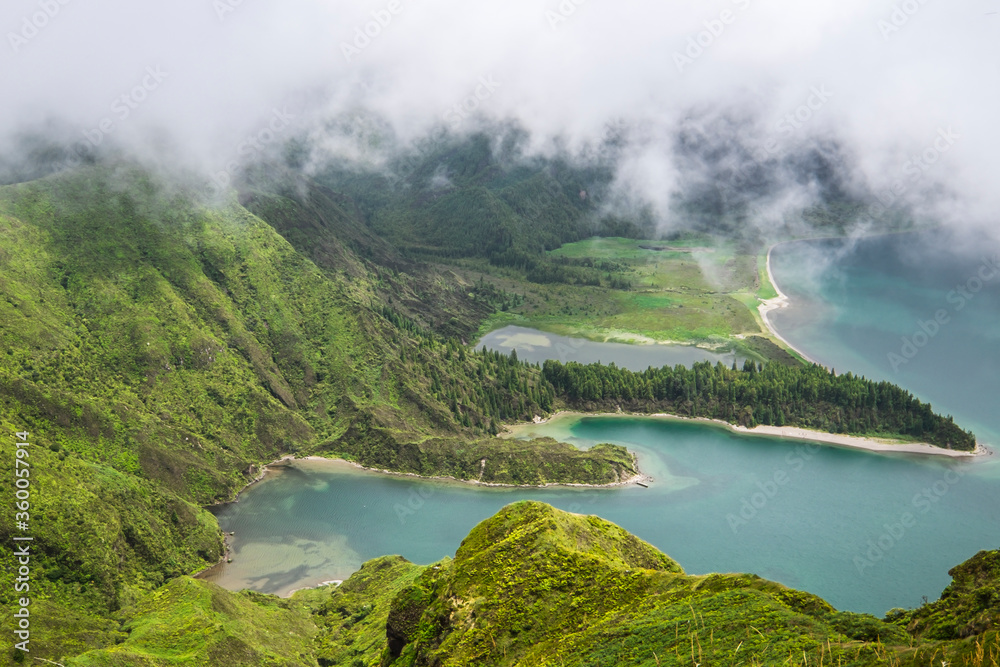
2,0,997,231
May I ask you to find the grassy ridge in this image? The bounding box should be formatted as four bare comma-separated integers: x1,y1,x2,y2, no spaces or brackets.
65,502,1000,666
361,503,1000,666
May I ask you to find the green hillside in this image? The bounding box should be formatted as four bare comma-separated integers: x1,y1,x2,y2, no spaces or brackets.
63,503,1000,666
0,166,636,662
0,161,989,665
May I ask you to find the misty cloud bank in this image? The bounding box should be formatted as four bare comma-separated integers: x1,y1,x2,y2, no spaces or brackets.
2,0,997,237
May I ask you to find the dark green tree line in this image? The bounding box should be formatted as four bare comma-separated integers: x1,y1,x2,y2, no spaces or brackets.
541,359,976,450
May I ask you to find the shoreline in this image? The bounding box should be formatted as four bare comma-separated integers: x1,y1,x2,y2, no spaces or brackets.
506,410,991,460
206,455,298,508
758,241,824,366
289,455,653,490
193,455,299,578
475,322,738,355
210,399,990,518
203,453,653,509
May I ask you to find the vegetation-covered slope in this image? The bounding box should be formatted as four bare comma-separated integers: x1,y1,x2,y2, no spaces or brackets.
900,550,1000,640
328,503,1000,667
0,158,986,665
311,133,632,268
0,166,637,662
70,576,320,666
64,502,1000,666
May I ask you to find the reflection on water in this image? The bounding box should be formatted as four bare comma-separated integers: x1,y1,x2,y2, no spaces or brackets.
477,326,742,370
201,464,365,597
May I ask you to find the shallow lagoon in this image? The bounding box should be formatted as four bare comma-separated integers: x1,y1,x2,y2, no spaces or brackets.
475,325,742,370
206,232,1000,615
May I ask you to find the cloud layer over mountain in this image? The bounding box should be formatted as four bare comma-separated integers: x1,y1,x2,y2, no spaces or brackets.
3,0,997,232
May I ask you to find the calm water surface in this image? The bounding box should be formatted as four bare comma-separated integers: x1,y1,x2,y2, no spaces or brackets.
206,231,1000,615
476,325,743,370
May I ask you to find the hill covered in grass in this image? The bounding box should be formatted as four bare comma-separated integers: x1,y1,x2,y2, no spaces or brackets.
0,165,638,661
61,502,1000,666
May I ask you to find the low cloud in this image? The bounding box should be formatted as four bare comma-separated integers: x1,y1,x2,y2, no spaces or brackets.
1,0,996,238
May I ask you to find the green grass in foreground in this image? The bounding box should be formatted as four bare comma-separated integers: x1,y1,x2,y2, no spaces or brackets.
61,501,1000,666
69,576,319,666
327,503,1000,666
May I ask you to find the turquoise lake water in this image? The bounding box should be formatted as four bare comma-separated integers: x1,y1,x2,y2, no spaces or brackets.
205,230,1000,615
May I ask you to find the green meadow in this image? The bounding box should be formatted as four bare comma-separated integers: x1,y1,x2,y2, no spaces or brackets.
467,237,791,360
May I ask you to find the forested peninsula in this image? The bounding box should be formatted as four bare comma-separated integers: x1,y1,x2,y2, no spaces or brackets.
541,358,977,451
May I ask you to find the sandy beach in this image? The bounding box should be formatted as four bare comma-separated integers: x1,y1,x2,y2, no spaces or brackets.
758,242,824,366
731,424,990,458
506,410,991,460
212,399,988,512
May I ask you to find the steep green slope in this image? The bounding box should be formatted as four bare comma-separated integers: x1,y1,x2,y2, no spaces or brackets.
0,164,635,494
311,133,648,268
0,166,637,663
69,577,319,666
353,503,1000,667
307,556,426,666
61,502,999,666
237,168,508,343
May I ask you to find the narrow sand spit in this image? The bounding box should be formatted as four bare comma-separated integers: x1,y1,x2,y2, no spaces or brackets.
508,411,990,459
758,243,823,366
